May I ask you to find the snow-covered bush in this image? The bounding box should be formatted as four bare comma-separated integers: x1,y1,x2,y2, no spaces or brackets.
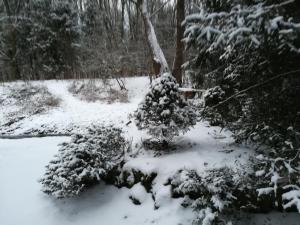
255,126,300,212
40,125,128,198
68,80,128,103
203,86,226,126
171,168,248,225
1,83,60,128
134,73,197,146
204,86,225,107
10,83,60,111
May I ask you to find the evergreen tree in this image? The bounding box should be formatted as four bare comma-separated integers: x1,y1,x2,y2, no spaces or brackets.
184,0,300,213
134,73,197,146
40,125,128,198
0,0,80,80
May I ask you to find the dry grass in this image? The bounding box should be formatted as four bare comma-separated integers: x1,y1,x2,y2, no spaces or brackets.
68,80,129,103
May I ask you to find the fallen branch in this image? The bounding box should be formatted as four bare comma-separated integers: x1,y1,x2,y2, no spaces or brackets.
0,134,70,139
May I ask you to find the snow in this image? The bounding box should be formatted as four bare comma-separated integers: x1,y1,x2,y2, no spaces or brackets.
153,184,172,208
1,76,299,224
257,187,274,196
255,169,266,177
124,122,252,191
0,76,255,225
129,183,148,204
0,77,149,136
0,137,195,225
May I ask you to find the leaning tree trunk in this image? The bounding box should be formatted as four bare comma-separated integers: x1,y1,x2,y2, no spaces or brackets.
140,0,169,76
172,0,185,86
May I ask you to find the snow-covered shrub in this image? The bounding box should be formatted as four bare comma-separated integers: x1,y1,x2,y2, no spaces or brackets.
1,83,60,128
203,86,226,126
204,86,225,107
171,169,203,199
40,125,128,198
171,168,246,225
255,126,300,212
172,168,237,210
10,83,60,112
68,80,128,103
134,73,197,146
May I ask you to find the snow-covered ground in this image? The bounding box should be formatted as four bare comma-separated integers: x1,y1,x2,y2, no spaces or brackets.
0,137,195,225
0,77,149,135
0,137,299,225
0,77,299,225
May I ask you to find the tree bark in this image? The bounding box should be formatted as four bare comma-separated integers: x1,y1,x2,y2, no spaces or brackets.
140,0,169,76
172,0,185,86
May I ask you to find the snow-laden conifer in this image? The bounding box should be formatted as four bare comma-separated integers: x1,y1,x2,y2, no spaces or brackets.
134,73,197,145
40,125,127,198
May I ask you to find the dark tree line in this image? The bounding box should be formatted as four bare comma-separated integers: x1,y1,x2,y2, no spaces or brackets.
0,0,184,81
0,0,80,80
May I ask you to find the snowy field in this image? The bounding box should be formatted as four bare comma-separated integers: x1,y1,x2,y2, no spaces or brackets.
0,77,150,136
0,137,195,225
1,138,299,225
0,77,299,225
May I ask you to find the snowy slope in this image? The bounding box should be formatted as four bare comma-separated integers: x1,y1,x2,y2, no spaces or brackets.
0,77,150,135
0,77,299,224
0,138,299,225
0,137,195,225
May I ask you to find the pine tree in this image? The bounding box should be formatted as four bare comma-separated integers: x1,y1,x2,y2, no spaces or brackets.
40,125,128,198
184,0,300,213
134,73,197,146
0,0,80,80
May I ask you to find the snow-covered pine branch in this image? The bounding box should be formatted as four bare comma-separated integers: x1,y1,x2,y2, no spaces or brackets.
183,1,300,55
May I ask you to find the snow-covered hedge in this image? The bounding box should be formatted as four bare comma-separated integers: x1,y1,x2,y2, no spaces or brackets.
2,83,60,114
171,168,253,225
134,73,197,145
40,125,128,198
68,80,128,103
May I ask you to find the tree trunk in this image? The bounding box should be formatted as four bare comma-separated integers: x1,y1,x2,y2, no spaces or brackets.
172,0,185,86
3,0,11,17
140,0,169,76
121,0,125,39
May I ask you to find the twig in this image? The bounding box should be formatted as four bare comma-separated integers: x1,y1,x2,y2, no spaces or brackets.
150,0,171,18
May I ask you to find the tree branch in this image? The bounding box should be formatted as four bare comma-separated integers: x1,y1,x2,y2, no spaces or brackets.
150,0,171,18
3,0,11,17
211,69,300,110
